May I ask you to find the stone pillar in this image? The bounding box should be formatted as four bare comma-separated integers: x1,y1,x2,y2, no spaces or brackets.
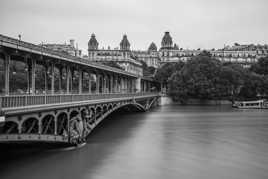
78,69,82,94
4,54,10,95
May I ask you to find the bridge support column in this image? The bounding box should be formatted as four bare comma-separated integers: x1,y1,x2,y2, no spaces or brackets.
110,75,113,93
116,76,120,93
38,119,42,134
51,63,55,94
59,67,62,93
4,54,10,95
132,79,136,93
88,71,91,94
126,78,129,93
96,72,100,94
114,75,118,93
136,78,141,93
121,77,125,93
78,69,82,94
66,66,71,94
124,77,127,93
103,74,106,93
30,58,36,94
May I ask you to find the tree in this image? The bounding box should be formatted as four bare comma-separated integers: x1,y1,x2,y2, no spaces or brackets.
238,72,263,100
139,60,156,77
168,54,222,102
154,62,184,84
250,56,268,75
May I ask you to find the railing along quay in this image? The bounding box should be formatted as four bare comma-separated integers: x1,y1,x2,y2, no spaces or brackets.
0,92,159,109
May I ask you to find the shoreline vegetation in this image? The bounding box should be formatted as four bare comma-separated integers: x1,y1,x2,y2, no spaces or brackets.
155,51,268,104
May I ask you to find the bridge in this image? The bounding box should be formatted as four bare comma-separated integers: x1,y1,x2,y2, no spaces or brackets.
0,34,160,145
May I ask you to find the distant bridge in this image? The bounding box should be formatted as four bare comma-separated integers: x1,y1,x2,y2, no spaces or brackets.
0,34,160,145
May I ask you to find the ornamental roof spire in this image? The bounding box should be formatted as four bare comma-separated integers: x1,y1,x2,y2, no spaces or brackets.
161,31,173,49
120,34,130,51
148,42,157,51
88,33,98,50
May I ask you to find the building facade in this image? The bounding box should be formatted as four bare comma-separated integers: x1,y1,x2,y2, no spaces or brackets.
159,31,268,65
87,34,145,76
42,39,82,57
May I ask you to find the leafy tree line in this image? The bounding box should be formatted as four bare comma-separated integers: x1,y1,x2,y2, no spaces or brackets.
155,51,268,103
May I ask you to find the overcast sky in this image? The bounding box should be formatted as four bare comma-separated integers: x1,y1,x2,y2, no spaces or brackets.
0,0,268,54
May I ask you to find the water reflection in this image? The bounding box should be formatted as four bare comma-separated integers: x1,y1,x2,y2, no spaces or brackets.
1,105,268,179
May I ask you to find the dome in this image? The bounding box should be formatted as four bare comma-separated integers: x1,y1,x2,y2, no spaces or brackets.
88,33,98,50
120,35,130,51
161,31,173,49
148,42,157,51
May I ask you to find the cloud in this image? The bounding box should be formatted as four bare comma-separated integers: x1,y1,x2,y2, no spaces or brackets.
0,0,267,53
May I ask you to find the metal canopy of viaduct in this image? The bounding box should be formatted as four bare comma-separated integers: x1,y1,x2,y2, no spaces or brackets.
0,34,160,145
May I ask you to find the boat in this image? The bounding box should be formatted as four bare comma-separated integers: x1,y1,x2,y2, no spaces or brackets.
232,99,268,109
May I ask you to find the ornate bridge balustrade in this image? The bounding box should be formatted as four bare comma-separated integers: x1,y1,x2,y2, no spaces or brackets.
0,34,160,145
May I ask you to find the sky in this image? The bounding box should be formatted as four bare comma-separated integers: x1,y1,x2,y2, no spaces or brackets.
0,0,268,54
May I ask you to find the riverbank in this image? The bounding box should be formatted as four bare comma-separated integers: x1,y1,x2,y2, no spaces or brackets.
160,96,232,105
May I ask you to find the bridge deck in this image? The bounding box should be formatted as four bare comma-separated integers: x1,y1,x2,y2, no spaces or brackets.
0,93,159,115
1,93,159,115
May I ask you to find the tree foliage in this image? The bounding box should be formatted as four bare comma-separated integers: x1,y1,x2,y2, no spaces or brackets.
250,56,268,75
163,52,268,103
154,61,184,84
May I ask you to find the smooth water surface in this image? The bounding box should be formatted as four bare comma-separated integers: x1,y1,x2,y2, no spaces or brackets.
1,105,268,179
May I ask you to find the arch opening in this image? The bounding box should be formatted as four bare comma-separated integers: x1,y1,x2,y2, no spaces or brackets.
57,113,68,136
21,118,39,134
41,115,55,134
0,121,19,134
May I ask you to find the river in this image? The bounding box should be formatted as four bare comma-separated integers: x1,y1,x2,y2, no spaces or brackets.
0,105,268,179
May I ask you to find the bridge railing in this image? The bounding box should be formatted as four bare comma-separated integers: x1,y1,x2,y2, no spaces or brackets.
0,92,159,109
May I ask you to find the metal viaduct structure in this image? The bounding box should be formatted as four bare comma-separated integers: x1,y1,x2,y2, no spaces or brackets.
0,34,160,145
